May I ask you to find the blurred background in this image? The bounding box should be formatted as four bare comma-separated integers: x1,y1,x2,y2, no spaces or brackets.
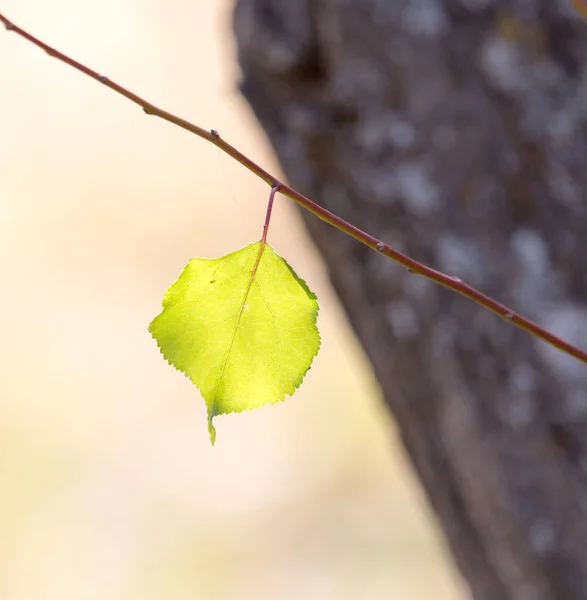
0,2,464,598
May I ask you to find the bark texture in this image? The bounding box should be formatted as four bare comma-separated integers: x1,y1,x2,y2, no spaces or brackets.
233,1,587,598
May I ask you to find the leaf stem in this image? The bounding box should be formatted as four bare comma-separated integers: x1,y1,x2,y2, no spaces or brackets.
1,13,586,365
261,184,279,245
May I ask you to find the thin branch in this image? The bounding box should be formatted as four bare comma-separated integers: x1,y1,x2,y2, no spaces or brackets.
1,12,586,365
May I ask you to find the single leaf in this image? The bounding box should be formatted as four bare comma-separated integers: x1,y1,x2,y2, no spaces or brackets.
149,242,320,444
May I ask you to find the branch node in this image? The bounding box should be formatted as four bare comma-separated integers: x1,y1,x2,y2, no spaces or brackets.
97,74,107,83
376,242,385,252
450,275,463,283
143,106,154,115
210,129,220,139
505,312,514,320
4,22,14,31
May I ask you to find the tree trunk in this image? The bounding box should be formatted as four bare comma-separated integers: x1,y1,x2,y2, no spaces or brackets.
233,1,587,598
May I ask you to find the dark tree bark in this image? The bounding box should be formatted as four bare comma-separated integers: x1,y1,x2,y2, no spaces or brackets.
233,1,587,599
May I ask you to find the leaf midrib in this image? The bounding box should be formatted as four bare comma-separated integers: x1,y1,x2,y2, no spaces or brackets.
210,241,267,410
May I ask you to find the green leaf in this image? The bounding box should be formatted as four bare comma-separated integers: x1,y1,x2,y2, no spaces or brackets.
149,242,320,444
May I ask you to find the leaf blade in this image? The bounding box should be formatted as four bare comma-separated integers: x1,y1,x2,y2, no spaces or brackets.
149,242,320,443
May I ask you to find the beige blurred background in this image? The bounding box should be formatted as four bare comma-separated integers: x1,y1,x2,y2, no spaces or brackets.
0,2,464,598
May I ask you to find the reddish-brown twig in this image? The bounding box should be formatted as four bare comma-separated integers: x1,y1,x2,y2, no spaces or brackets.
1,12,586,365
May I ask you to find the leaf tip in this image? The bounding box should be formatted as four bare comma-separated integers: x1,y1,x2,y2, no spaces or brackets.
208,419,217,446
208,404,218,446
